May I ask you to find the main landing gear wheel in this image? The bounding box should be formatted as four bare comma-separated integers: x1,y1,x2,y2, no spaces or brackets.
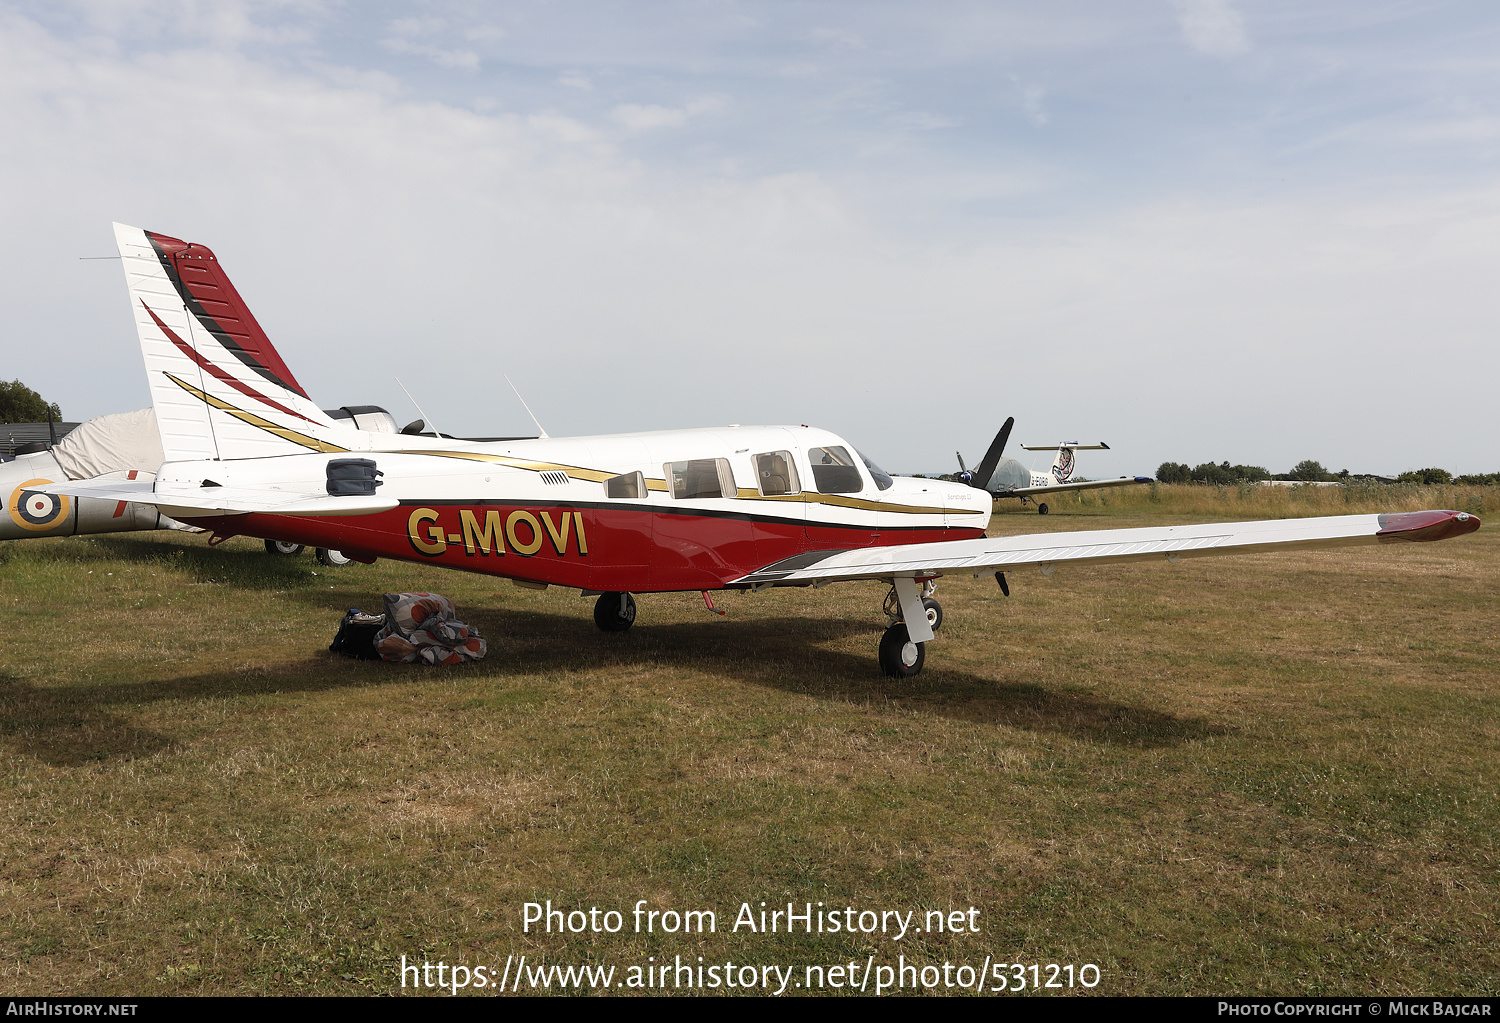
879,623,925,678
1037,502,1050,515
316,548,354,567
265,540,305,556
921,597,943,633
594,592,637,632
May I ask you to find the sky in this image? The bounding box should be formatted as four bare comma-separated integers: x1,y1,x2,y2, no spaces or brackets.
1,0,1497,476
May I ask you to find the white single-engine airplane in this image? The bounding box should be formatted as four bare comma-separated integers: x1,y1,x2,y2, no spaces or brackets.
33,224,1482,677
957,418,1153,514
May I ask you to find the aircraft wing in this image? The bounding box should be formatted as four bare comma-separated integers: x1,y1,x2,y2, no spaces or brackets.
30,474,397,518
733,510,1479,587
998,475,1154,497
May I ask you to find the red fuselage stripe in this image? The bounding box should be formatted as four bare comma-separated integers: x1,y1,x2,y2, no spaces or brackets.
175,503,981,594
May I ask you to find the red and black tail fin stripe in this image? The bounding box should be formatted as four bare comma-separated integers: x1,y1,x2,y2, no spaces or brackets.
145,230,310,400
142,302,317,424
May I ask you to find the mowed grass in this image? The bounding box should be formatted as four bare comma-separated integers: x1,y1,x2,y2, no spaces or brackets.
0,489,1496,996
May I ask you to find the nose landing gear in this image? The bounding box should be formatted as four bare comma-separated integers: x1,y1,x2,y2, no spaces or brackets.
878,623,925,677
879,577,940,677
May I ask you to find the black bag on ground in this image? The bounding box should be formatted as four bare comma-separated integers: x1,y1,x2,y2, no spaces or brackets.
329,608,387,660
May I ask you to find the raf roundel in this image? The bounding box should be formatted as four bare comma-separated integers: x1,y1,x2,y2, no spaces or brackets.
7,478,72,532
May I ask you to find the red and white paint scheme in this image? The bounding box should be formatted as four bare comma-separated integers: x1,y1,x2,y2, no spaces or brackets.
37,224,1482,676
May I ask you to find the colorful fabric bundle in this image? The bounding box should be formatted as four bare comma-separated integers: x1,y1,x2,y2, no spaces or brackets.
373,592,487,665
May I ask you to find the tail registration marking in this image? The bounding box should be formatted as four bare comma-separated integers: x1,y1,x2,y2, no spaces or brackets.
409,507,588,559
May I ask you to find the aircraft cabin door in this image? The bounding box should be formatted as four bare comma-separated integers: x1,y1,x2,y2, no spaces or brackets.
744,446,806,565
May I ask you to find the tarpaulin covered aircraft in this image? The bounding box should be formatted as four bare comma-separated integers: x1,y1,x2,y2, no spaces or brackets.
34,225,1482,677
2,405,379,566
2,408,188,540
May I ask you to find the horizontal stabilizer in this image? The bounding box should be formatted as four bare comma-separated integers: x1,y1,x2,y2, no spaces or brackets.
32,473,396,518
733,511,1480,587
1020,442,1109,451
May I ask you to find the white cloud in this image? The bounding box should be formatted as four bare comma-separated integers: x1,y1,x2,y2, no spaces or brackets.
612,104,687,130
558,72,592,91
1170,0,1249,58
1,8,1498,475
387,16,445,37
891,112,959,131
1019,82,1048,126
808,27,865,51
776,63,819,79
380,36,480,71
611,95,725,132
35,0,326,46
382,15,479,70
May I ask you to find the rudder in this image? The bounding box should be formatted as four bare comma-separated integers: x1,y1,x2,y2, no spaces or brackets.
113,223,360,462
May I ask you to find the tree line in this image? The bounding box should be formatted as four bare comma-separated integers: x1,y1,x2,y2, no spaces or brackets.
0,379,62,424
1156,460,1499,487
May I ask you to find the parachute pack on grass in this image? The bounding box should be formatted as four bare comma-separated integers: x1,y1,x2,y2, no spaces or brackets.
329,593,486,665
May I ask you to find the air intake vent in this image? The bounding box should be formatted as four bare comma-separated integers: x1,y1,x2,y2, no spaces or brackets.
540,471,570,486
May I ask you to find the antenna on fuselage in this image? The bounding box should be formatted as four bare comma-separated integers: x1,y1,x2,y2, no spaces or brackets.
395,376,444,438
504,375,550,439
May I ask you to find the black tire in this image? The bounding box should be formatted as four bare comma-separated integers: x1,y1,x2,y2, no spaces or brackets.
1038,503,1049,515
594,592,637,632
878,623,925,677
316,548,354,567
265,540,305,556
921,597,943,632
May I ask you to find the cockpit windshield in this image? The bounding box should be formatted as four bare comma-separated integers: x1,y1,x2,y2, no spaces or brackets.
857,449,894,491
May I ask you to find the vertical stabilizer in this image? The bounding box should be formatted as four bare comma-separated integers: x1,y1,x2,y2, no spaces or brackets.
1050,446,1076,483
113,223,363,462
1021,441,1108,484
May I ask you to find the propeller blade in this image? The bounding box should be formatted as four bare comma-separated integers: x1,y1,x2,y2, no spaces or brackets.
956,451,967,473
969,417,1014,490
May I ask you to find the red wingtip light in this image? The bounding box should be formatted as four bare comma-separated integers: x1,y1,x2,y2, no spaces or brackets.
1376,510,1482,543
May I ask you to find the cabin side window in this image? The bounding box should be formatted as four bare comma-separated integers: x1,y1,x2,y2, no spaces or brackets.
666,458,736,500
605,471,646,499
753,451,800,496
806,445,863,494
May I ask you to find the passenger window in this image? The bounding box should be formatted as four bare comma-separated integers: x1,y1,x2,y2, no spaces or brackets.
753,451,800,496
806,446,863,494
605,471,645,499
666,458,735,500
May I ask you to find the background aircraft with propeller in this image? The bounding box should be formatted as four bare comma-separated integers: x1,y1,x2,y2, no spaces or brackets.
956,416,1154,514
31,224,1482,678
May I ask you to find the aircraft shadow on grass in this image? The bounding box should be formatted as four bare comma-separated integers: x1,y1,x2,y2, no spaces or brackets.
0,599,1224,767
85,535,329,591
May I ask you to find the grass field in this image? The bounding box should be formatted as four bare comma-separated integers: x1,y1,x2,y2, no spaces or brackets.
1,488,1496,996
